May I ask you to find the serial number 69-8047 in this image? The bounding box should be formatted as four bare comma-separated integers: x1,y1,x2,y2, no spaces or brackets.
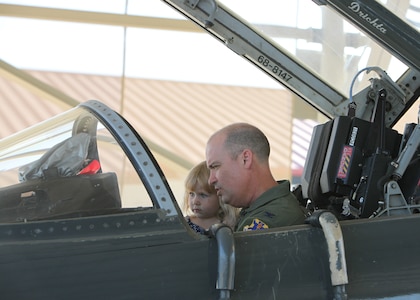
257,55,292,82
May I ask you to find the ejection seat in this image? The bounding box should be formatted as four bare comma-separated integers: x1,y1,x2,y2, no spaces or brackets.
0,113,121,223
301,98,419,219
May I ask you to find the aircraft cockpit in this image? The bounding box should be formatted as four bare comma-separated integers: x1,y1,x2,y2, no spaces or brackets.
0,100,181,223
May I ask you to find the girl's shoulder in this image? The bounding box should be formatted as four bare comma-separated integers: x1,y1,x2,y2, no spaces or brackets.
185,216,206,234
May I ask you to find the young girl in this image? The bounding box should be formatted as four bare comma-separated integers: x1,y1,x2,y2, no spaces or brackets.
183,161,238,234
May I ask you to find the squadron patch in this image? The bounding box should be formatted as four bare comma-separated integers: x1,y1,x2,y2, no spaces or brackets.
243,218,269,231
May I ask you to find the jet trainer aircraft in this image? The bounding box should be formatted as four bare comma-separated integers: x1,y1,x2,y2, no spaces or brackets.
0,0,419,299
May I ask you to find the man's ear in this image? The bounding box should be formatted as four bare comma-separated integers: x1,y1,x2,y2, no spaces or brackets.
242,149,253,167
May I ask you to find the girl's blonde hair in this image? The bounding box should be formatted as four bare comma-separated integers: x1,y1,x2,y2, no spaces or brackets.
183,161,238,229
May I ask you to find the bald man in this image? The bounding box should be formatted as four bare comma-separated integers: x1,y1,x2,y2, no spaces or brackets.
206,123,305,231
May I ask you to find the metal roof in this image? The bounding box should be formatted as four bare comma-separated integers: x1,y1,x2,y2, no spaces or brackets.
0,69,317,183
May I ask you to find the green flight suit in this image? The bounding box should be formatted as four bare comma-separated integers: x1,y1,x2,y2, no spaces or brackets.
235,180,305,231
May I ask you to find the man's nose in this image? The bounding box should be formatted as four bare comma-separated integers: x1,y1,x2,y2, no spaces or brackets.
208,171,216,186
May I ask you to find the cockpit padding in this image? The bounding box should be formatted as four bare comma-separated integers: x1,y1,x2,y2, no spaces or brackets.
0,172,121,223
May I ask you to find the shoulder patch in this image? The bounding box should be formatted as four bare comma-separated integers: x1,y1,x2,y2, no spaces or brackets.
243,218,269,231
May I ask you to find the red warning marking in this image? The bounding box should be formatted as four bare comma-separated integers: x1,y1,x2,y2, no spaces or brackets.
337,146,353,179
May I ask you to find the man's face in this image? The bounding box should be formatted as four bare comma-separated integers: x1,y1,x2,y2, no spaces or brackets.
206,134,247,208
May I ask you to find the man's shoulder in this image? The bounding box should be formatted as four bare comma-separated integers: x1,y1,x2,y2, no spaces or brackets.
235,182,306,231
236,206,280,231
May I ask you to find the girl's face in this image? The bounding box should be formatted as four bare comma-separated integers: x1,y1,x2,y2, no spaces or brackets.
188,185,220,220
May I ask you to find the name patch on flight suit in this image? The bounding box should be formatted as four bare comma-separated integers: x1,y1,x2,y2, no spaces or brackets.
264,211,275,218
243,218,269,231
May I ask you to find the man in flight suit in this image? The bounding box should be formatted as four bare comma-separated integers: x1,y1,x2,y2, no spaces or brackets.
206,123,305,231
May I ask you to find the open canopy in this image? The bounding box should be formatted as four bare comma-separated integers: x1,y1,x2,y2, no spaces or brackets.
165,0,419,125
